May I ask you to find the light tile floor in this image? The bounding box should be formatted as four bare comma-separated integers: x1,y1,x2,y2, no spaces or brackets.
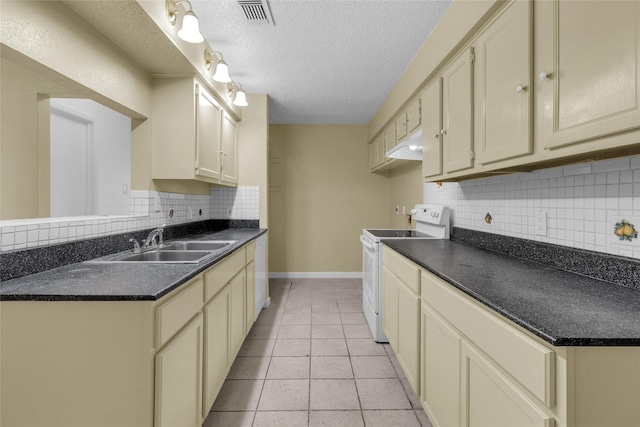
203,278,433,427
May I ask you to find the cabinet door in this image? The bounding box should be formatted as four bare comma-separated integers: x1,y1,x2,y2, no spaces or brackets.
396,113,408,142
461,341,553,427
375,134,386,167
407,98,421,134
155,314,203,427
221,111,238,184
195,83,222,180
368,140,378,171
442,48,474,173
475,0,532,165
421,303,461,427
384,123,397,155
245,261,255,334
396,281,420,395
537,1,640,149
382,266,399,351
230,270,246,359
422,78,443,177
203,286,230,417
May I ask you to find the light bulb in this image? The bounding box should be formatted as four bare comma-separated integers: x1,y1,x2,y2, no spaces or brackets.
233,89,248,107
177,11,204,43
213,60,231,83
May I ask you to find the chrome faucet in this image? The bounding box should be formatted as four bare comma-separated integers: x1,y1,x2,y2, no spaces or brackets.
129,238,141,253
143,224,165,248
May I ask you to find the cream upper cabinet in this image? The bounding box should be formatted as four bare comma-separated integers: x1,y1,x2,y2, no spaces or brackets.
442,48,475,173
422,78,443,178
396,112,408,142
221,111,238,185
536,0,640,150
151,76,238,187
407,98,422,134
195,82,223,181
368,139,378,171
384,123,397,154
474,0,532,165
375,134,386,167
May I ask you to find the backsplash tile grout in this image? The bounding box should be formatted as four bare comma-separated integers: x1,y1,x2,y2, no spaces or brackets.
0,186,260,253
425,154,640,260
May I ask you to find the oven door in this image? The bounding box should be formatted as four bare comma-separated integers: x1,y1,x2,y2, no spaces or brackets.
361,234,378,311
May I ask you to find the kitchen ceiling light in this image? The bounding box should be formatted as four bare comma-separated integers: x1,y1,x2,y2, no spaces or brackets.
212,56,232,83
167,0,204,44
228,82,249,107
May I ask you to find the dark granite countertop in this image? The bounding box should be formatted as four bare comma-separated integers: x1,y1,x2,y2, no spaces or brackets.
0,228,266,301
383,239,640,347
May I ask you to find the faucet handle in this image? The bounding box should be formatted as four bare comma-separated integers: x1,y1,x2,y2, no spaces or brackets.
129,238,141,253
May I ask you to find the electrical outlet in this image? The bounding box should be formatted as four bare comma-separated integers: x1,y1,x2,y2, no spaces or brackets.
154,195,161,212
535,211,547,236
188,207,193,219
226,206,232,218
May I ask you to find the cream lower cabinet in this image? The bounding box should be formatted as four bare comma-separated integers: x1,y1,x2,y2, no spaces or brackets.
408,250,640,427
421,302,461,427
382,266,399,349
461,340,552,427
230,269,247,359
0,242,258,427
155,313,204,427
203,285,230,418
382,246,421,394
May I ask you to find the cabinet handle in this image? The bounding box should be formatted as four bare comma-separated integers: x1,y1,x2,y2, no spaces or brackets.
516,84,527,93
440,129,447,135
432,133,439,139
538,71,552,81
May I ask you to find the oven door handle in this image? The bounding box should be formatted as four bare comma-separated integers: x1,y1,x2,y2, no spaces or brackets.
360,234,376,250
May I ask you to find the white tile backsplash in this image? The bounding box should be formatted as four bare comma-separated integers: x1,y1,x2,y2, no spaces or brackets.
0,186,260,253
425,155,640,259
211,186,260,220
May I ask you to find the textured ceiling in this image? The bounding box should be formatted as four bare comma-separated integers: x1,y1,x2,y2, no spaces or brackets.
191,0,452,124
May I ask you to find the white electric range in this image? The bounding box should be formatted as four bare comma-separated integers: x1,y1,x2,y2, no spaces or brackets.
360,204,450,342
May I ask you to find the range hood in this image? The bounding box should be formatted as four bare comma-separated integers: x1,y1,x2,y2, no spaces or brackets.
385,129,423,161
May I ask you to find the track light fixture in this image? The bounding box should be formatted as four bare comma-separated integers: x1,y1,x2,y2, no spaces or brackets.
166,0,204,44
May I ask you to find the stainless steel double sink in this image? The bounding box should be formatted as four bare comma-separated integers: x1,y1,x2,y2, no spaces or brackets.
89,240,237,264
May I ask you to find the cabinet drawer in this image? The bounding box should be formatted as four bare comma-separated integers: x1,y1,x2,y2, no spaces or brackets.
422,271,555,407
245,241,256,264
383,247,420,295
205,248,245,302
156,276,204,348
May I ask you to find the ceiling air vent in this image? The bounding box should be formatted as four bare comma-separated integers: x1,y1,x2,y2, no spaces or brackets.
238,0,274,25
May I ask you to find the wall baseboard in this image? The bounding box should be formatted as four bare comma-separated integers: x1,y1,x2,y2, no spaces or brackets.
269,272,363,279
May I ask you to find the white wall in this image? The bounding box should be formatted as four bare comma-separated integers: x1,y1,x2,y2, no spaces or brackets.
425,155,640,259
50,98,131,216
